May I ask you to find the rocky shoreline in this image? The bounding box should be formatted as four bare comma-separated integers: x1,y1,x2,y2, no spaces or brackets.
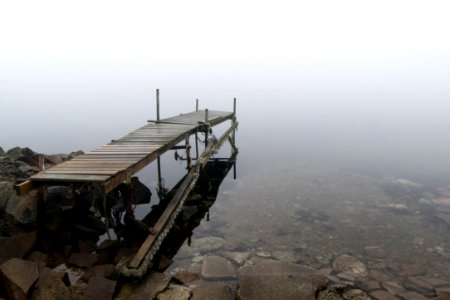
1,147,450,299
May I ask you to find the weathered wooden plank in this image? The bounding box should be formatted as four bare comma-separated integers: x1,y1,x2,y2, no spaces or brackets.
30,174,110,182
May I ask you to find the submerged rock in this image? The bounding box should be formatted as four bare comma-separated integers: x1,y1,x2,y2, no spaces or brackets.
156,284,191,300
201,255,236,280
191,283,233,300
237,260,327,300
332,255,368,278
223,251,250,266
116,272,169,300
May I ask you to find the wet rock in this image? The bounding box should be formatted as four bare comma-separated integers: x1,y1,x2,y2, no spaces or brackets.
192,236,226,252
238,260,327,300
365,280,382,290
67,253,98,268
31,268,72,300
382,280,405,295
26,251,48,268
255,250,271,258
83,277,117,300
397,264,426,277
315,251,333,265
416,276,450,287
52,264,83,286
172,270,200,284
191,283,233,300
0,231,37,264
370,290,399,300
156,284,190,300
341,288,371,300
337,272,356,282
397,291,428,300
223,251,249,266
82,264,115,281
201,255,236,280
0,258,39,300
435,290,450,300
405,276,435,294
5,190,38,225
272,250,297,263
364,246,386,258
0,181,14,211
333,255,368,278
117,272,169,300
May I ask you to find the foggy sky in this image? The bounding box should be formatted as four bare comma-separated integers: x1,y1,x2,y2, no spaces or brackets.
1,0,449,167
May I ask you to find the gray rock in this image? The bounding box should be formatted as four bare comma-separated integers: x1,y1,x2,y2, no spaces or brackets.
191,284,233,300
272,250,297,263
31,268,72,300
172,270,200,284
364,246,386,258
397,291,428,300
0,231,37,264
382,280,405,295
238,260,327,300
223,251,250,266
370,290,399,300
201,256,236,280
0,181,14,211
83,276,117,300
405,276,435,294
333,255,368,278
0,258,39,300
6,147,23,160
193,236,226,253
6,190,38,225
0,147,5,156
117,272,169,300
157,284,191,300
67,253,99,268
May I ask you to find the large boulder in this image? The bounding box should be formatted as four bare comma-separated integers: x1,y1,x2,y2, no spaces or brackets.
0,181,14,211
6,190,38,225
237,260,327,300
83,276,117,300
0,231,37,264
0,258,39,300
31,268,72,300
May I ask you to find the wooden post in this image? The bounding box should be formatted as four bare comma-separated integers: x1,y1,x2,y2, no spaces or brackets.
232,98,237,150
156,89,160,121
205,109,209,147
156,89,162,194
185,133,192,170
195,99,199,158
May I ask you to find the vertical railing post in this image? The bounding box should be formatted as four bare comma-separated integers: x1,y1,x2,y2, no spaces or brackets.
156,89,162,197
232,97,237,145
205,108,209,147
195,99,199,159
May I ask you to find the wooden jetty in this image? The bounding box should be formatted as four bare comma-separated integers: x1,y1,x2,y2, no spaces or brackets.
16,92,238,277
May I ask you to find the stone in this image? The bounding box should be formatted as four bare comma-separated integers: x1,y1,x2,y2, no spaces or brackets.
83,276,117,300
26,251,48,268
0,147,5,156
223,251,250,266
342,288,371,300
364,246,386,258
272,250,297,263
365,280,381,290
370,290,399,300
256,251,271,258
382,280,405,295
6,147,23,160
201,256,236,280
5,190,38,225
31,268,72,300
0,231,37,264
82,264,115,281
238,260,327,300
157,284,191,300
435,290,450,300
69,282,88,300
67,253,98,268
333,255,368,278
117,272,169,300
405,276,435,294
397,291,428,300
52,264,83,286
0,181,13,210
337,272,355,282
191,283,233,300
0,258,39,300
416,276,450,287
192,236,226,252
172,271,200,284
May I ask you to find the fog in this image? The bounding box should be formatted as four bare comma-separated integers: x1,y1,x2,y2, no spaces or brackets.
1,1,450,180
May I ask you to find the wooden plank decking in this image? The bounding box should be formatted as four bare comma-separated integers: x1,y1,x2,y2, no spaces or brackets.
24,110,234,194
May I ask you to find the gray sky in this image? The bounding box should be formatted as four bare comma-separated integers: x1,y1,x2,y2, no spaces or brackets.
1,1,449,155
